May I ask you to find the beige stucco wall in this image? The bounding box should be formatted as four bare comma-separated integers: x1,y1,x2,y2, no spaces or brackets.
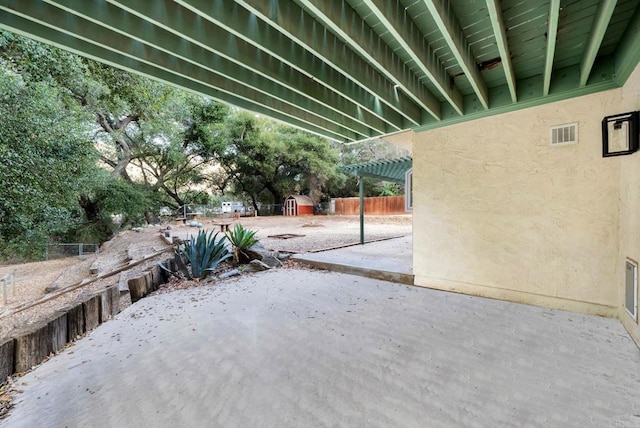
618,65,640,346
413,64,640,344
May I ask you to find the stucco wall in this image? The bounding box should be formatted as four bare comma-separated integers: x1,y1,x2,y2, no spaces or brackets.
413,77,640,324
618,64,640,345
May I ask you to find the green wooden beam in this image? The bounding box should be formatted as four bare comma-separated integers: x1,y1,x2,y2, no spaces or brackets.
486,0,516,103
49,0,377,139
4,0,636,144
360,0,464,115
415,63,619,133
579,0,618,87
296,0,441,121
614,1,640,85
0,7,355,142
234,0,423,128
344,157,412,183
423,0,489,109
177,0,407,132
110,0,392,136
348,172,405,184
543,0,561,96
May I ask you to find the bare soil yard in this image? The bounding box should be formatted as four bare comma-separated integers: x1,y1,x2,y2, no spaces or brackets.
0,215,411,340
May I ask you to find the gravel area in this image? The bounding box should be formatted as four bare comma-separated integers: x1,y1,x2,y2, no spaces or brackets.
0,215,411,340
234,214,412,253
0,232,172,339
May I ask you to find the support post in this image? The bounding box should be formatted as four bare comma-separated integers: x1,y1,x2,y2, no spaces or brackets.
359,175,364,245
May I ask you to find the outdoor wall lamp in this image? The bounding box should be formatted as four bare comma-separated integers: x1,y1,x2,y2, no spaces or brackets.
602,111,639,157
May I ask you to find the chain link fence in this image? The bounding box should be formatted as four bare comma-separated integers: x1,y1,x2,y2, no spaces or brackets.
45,243,100,261
1,269,15,305
175,202,332,218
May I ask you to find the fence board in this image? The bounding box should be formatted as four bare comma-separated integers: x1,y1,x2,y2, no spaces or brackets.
332,196,406,215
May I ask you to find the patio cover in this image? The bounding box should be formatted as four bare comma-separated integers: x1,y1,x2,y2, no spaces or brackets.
343,157,412,244
3,2,639,143
344,157,412,184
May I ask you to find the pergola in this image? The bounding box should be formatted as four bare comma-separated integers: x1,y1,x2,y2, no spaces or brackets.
344,157,413,184
1,1,639,144
344,156,413,243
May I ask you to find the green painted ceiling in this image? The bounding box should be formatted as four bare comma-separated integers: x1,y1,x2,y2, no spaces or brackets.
1,0,639,143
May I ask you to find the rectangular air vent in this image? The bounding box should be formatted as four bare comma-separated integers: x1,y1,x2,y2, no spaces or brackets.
550,123,578,146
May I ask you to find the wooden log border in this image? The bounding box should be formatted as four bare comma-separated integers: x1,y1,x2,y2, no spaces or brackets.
1,258,173,383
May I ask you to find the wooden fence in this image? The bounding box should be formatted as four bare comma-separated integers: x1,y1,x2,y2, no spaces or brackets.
332,196,406,215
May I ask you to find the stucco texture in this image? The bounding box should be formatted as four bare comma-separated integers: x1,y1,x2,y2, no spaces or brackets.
618,64,640,343
413,65,640,340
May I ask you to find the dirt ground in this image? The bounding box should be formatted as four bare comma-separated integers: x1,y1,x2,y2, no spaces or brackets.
0,215,411,340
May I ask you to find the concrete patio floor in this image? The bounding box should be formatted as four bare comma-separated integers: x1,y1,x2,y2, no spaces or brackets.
293,235,413,285
2,268,639,427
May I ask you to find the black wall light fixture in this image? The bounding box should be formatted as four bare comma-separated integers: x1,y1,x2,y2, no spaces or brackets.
602,111,639,157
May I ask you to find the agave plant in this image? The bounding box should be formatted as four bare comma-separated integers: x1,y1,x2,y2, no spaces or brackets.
175,229,232,280
226,223,259,264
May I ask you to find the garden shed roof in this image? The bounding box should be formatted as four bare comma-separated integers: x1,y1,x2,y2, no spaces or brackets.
285,195,314,206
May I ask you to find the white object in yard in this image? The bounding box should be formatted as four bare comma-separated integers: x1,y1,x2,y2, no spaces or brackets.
221,201,246,214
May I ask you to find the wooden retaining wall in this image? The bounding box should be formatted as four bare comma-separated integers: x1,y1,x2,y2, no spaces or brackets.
0,259,172,381
332,195,406,215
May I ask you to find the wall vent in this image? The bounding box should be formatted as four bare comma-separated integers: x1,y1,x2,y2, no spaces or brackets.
550,123,578,146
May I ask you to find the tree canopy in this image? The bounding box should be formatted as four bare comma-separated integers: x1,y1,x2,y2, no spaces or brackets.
0,30,403,260
0,36,96,259
210,113,340,211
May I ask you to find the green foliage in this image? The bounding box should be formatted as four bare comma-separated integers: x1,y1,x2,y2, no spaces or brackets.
64,175,152,245
212,112,340,210
326,139,410,198
93,178,149,226
175,230,232,279
0,45,97,260
226,224,259,264
0,31,232,259
378,183,403,197
0,30,372,262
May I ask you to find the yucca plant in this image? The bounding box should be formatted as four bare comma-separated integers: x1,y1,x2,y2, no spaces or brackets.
226,223,259,264
175,229,232,280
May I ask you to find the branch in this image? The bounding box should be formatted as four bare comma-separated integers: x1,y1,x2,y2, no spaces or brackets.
115,113,140,130
100,155,117,168
96,112,114,133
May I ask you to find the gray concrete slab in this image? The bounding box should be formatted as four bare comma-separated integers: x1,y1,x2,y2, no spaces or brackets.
294,235,413,284
2,269,639,428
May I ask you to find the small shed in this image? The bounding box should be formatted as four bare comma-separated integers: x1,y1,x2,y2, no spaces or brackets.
283,195,314,216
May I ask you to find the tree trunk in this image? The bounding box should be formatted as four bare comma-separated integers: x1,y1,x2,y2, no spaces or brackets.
78,194,100,222
144,210,157,225
264,182,284,205
78,194,113,243
161,184,185,208
249,194,260,215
